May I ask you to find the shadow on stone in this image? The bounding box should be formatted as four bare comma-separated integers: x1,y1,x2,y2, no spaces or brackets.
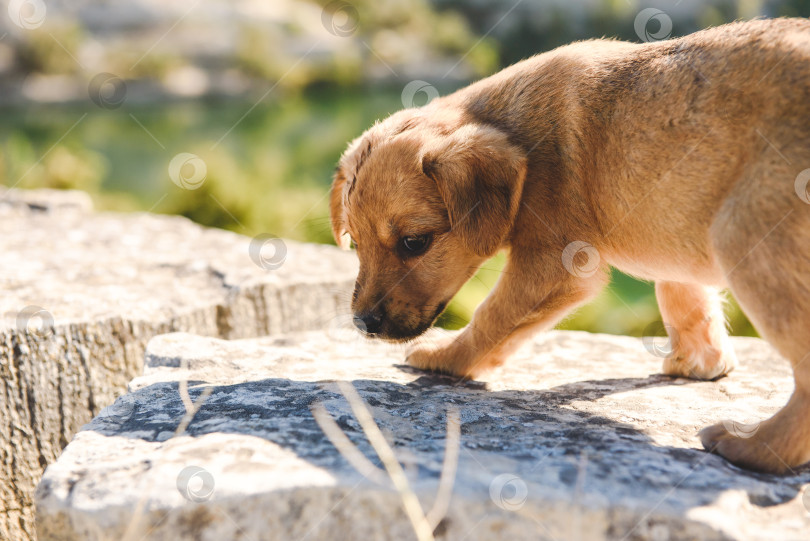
96,374,810,507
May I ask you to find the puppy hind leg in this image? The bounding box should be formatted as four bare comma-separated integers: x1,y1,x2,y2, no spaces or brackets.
655,281,737,380
700,198,810,473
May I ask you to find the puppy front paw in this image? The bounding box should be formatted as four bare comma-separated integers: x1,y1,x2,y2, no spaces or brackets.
663,324,738,380
663,344,737,380
405,331,495,379
406,335,468,377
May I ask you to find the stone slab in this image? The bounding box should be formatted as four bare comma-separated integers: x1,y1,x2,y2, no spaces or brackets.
36,330,810,540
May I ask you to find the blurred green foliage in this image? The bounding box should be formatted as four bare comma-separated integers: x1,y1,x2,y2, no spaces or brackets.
312,0,499,77
0,90,401,241
13,24,84,75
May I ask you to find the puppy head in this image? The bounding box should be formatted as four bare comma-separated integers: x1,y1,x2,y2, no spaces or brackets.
330,114,527,341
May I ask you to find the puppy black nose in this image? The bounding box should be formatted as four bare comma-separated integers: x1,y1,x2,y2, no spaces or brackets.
354,310,383,335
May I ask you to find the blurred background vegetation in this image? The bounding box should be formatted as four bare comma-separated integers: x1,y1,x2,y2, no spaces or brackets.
3,0,809,337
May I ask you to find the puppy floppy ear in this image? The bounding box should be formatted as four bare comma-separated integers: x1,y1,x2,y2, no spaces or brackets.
329,167,351,250
330,132,376,250
421,124,527,256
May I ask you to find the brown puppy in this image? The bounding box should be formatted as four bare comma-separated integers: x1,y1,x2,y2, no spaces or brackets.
330,18,810,474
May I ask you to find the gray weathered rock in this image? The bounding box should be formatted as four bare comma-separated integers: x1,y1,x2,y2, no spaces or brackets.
1,189,356,541
36,330,810,540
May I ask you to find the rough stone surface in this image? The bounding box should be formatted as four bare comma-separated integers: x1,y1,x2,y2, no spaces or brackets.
36,330,810,540
1,189,356,541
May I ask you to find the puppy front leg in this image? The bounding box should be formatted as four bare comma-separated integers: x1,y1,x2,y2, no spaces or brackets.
655,282,738,380
407,253,608,378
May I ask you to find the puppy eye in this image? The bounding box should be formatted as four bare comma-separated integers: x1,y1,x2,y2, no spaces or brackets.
399,234,431,257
